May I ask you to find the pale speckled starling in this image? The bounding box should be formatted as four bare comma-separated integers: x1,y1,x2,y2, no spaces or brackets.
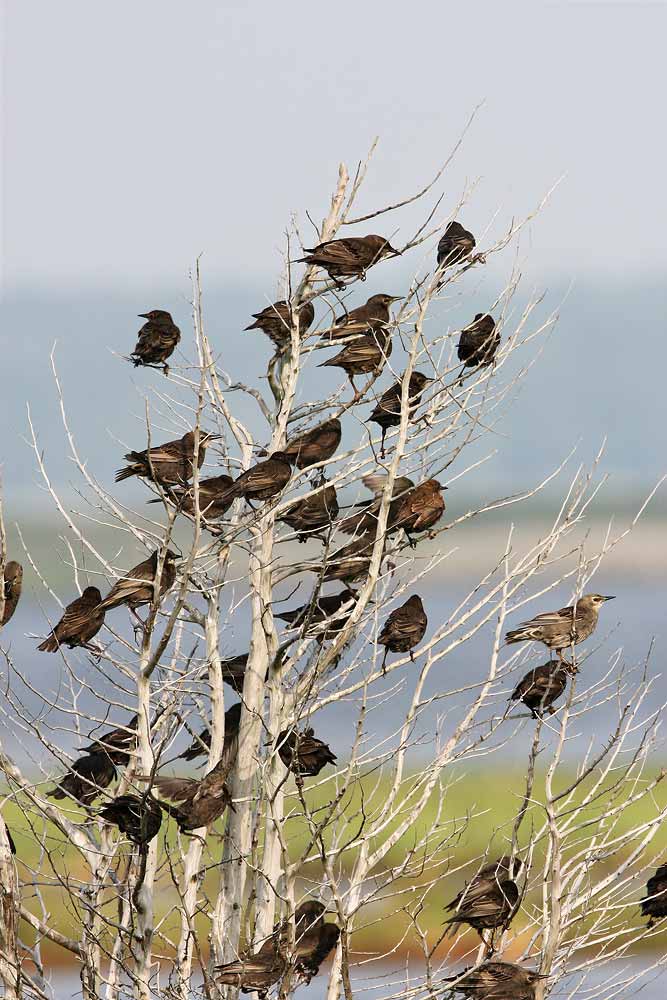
225,453,292,504
367,371,433,457
148,474,235,520
178,702,242,764
641,864,667,928
245,300,315,350
458,313,500,373
275,588,357,641
115,430,218,486
79,714,139,765
446,961,543,999
378,594,427,671
38,587,105,653
130,310,181,375
299,234,400,287
318,330,392,395
99,794,163,845
49,752,117,807
215,901,339,995
322,293,401,339
97,549,178,614
277,484,339,541
505,594,615,664
282,419,342,471
1,561,23,627
445,865,519,942
437,221,476,269
276,728,337,778
510,662,569,718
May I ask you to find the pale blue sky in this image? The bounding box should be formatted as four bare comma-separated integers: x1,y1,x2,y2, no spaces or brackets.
2,0,666,291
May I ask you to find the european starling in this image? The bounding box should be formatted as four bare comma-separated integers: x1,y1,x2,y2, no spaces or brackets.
49,753,117,807
318,534,377,584
341,476,446,545
115,430,217,487
215,901,339,995
378,595,427,671
245,300,315,351
437,221,476,269
1,560,23,627
318,331,392,394
277,484,339,541
276,728,337,778
153,752,234,832
275,588,357,641
322,293,401,339
99,794,163,845
178,702,242,764
97,550,178,615
367,371,433,457
510,662,569,718
505,594,615,664
220,653,251,693
445,867,520,942
225,453,292,504
37,587,105,653
446,961,543,999
458,313,500,373
130,310,181,375
641,864,667,928
282,419,342,471
79,714,139,765
446,857,524,913
148,474,235,521
299,234,400,287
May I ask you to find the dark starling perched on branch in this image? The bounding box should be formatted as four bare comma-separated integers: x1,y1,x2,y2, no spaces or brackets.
220,653,251,693
505,594,615,664
275,589,357,641
318,330,392,395
97,550,178,615
378,595,427,671
319,534,377,584
276,728,337,778
367,371,433,457
282,419,342,471
299,234,400,287
437,221,476,269
49,753,117,807
445,862,520,942
215,901,339,996
458,313,500,374
225,453,292,504
37,587,105,653
79,714,139,764
641,864,667,928
99,794,163,845
446,961,544,999
341,476,446,545
130,310,181,375
277,484,339,541
510,662,569,718
322,293,401,339
1,822,16,855
245,300,315,350
153,766,233,832
148,474,235,521
446,857,524,914
1,561,23,627
178,702,243,763
115,430,218,487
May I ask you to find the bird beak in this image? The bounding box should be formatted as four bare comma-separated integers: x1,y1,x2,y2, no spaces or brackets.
602,595,616,601
389,247,402,257
138,313,150,319
388,296,402,303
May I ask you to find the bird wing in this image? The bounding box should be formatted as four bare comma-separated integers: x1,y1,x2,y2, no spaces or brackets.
517,606,574,630
57,593,101,636
361,474,415,498
153,776,198,803
98,572,149,610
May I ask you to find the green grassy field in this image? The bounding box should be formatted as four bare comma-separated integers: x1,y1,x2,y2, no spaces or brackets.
5,761,667,967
